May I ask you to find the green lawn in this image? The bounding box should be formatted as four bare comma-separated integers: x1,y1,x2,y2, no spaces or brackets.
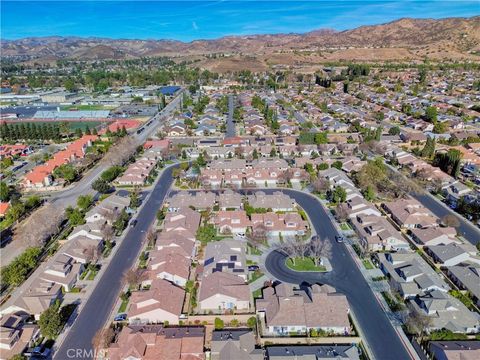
248,244,262,256
118,298,129,313
86,268,99,280
363,259,374,270
340,223,351,231
285,257,326,272
248,270,264,284
252,289,262,299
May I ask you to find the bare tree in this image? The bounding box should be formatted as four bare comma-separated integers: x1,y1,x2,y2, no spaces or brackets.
404,307,433,341
146,228,157,248
441,214,460,228
310,236,332,266
85,245,100,264
16,203,65,247
312,178,330,194
92,327,115,352
335,204,349,223
101,223,115,244
100,208,117,224
247,224,268,248
123,268,147,290
279,238,302,266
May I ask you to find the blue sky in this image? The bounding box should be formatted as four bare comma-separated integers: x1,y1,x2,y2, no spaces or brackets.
2,1,479,41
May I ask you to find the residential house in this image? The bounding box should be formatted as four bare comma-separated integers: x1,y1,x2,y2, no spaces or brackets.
446,265,480,307
256,283,350,336
349,214,409,251
251,212,308,238
198,272,250,311
211,330,263,360
426,244,471,267
127,279,185,324
203,239,247,280
145,247,191,287
266,345,360,360
168,192,217,211
247,191,295,212
410,290,479,333
38,254,82,292
213,211,251,237
429,341,480,360
382,198,438,229
0,313,40,360
218,190,243,210
378,252,450,299
107,325,204,360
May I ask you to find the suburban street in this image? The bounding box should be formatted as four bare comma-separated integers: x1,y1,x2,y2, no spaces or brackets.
225,94,236,138
53,165,177,360
259,189,414,360
47,89,184,208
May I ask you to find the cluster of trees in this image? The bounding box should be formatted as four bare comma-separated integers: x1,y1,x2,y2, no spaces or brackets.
0,247,42,287
53,163,78,183
279,235,332,268
347,64,370,78
421,137,436,159
298,131,328,145
251,95,279,132
0,122,61,141
424,106,447,134
433,149,463,178
363,126,383,142
0,195,42,230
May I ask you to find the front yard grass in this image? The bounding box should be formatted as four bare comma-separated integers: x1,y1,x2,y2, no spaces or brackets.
362,259,374,270
252,288,262,299
285,257,326,272
248,270,264,284
340,223,351,231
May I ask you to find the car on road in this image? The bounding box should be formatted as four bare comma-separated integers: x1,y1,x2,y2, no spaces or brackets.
335,235,344,243
114,313,127,322
130,219,138,227
248,265,260,271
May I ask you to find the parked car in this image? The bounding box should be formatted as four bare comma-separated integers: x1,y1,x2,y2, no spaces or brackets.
335,235,344,243
130,219,138,227
114,313,127,322
248,265,260,271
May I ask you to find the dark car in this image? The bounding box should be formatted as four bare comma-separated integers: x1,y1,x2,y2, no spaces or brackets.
130,219,138,227
335,235,344,243
248,265,260,271
114,313,127,322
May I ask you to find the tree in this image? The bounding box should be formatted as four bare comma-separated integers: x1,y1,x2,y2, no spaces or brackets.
66,207,85,226
331,160,343,170
77,195,93,211
92,327,115,352
129,188,141,208
123,269,146,290
356,157,387,192
363,185,376,201
330,186,347,204
310,236,332,267
247,316,257,329
314,132,328,145
52,163,77,183
424,106,438,123
63,77,77,92
196,224,217,244
39,303,62,339
312,178,329,194
0,181,10,201
92,178,111,193
421,137,436,159
214,317,224,330
388,126,400,136
441,214,460,228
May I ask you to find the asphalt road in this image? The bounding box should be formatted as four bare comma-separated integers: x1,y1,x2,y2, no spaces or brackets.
411,193,480,246
47,90,183,208
259,189,413,360
53,165,177,360
225,95,236,138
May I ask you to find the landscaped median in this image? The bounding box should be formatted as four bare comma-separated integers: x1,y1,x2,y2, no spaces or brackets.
285,257,327,272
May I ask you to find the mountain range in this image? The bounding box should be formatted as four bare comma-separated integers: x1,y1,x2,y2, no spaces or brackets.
2,16,479,71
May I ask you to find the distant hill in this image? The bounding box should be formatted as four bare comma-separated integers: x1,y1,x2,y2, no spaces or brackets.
2,16,479,70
